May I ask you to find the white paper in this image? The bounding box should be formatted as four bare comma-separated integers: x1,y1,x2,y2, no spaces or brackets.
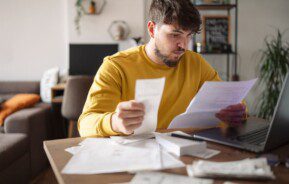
154,132,219,159
155,133,207,157
187,148,220,159
62,139,184,174
110,133,155,145
187,158,275,180
130,171,213,184
169,79,257,129
134,78,165,135
169,111,220,129
65,146,83,155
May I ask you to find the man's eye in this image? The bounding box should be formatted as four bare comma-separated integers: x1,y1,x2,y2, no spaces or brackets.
171,34,180,38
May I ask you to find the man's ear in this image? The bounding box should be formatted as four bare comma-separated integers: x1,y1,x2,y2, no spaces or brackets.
147,21,156,39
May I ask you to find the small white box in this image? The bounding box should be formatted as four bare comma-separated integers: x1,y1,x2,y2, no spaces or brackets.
155,133,207,157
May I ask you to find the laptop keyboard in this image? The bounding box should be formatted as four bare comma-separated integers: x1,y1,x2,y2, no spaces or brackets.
235,126,269,146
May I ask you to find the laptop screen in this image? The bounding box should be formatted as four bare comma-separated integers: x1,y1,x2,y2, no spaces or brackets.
265,73,289,150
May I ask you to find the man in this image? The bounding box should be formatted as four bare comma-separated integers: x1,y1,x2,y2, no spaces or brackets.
78,0,246,137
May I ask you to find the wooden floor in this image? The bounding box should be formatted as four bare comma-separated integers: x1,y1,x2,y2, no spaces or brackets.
31,167,58,184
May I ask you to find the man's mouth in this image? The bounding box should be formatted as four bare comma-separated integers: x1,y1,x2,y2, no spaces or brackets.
173,51,184,55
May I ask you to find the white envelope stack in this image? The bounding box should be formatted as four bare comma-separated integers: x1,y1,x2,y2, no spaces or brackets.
155,133,207,157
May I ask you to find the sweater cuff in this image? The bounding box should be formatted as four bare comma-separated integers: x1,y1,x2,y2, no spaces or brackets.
101,113,122,136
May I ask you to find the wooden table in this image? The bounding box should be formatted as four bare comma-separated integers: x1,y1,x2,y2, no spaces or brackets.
44,129,289,184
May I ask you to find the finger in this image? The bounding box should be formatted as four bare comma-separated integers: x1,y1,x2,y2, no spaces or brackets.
122,117,144,126
218,115,246,122
218,110,246,117
117,110,145,119
216,113,246,122
224,103,246,111
125,123,142,132
122,123,142,135
118,101,145,111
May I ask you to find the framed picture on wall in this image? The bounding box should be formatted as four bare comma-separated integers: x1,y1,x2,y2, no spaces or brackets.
203,15,231,53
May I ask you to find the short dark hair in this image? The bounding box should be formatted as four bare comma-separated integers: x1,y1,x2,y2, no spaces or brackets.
149,0,201,34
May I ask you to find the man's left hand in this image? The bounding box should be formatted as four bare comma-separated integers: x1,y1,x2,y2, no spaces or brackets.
215,103,247,126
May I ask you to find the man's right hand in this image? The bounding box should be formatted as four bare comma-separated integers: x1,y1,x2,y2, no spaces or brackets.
111,100,145,135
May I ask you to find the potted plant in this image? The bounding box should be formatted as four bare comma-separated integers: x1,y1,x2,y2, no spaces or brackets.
75,0,106,34
75,0,85,34
256,30,289,120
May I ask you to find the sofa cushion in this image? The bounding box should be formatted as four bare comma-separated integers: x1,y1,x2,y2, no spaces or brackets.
0,126,4,133
0,81,40,94
0,133,29,171
0,94,15,101
0,94,40,126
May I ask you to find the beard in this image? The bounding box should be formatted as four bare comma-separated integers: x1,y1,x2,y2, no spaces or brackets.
154,43,184,68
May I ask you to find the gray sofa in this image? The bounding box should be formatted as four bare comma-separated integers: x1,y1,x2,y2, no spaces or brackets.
0,81,52,183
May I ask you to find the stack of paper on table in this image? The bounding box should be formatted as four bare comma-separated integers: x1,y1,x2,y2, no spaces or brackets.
62,138,185,174
130,171,213,184
154,132,206,157
154,132,220,159
169,79,257,129
110,133,155,145
186,158,275,180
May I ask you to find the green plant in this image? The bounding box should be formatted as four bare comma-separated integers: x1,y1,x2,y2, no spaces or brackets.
256,30,289,120
75,0,85,34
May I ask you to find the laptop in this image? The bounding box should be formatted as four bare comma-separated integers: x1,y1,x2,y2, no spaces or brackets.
192,74,289,153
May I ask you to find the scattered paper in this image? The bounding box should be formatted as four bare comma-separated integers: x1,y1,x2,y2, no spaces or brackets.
134,78,165,135
62,139,184,174
186,158,275,180
187,149,220,159
130,171,213,184
65,145,83,155
169,79,257,129
154,132,219,159
155,133,207,157
110,133,155,145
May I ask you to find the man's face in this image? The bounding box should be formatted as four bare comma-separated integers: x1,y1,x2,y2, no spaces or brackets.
153,23,193,67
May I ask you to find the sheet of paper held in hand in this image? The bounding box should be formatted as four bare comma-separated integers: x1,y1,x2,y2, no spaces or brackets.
169,79,257,129
110,78,165,145
134,77,165,135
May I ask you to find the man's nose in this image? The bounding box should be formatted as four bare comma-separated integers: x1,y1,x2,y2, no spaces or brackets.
177,38,188,50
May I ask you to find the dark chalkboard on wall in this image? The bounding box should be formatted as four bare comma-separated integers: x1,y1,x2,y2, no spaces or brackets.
203,15,230,53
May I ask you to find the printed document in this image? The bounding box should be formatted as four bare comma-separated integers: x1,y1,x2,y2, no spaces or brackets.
169,79,257,129
134,78,165,134
186,158,275,180
62,138,184,174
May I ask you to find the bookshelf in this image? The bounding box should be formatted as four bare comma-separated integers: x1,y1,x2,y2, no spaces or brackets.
193,0,239,81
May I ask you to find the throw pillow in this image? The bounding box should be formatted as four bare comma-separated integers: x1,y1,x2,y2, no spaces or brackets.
0,94,40,126
40,67,59,103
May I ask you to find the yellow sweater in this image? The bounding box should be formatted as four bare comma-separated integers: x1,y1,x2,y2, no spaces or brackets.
78,45,221,137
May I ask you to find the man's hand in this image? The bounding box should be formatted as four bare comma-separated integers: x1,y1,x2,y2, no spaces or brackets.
215,103,247,126
111,100,145,135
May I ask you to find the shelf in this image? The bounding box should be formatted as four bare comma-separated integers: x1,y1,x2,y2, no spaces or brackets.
199,51,236,55
195,4,236,10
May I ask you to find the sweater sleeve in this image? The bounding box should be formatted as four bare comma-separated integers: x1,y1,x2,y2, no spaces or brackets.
78,58,123,137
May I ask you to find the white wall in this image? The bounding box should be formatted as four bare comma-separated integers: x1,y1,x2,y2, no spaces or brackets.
0,0,68,81
68,0,145,43
0,0,145,81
